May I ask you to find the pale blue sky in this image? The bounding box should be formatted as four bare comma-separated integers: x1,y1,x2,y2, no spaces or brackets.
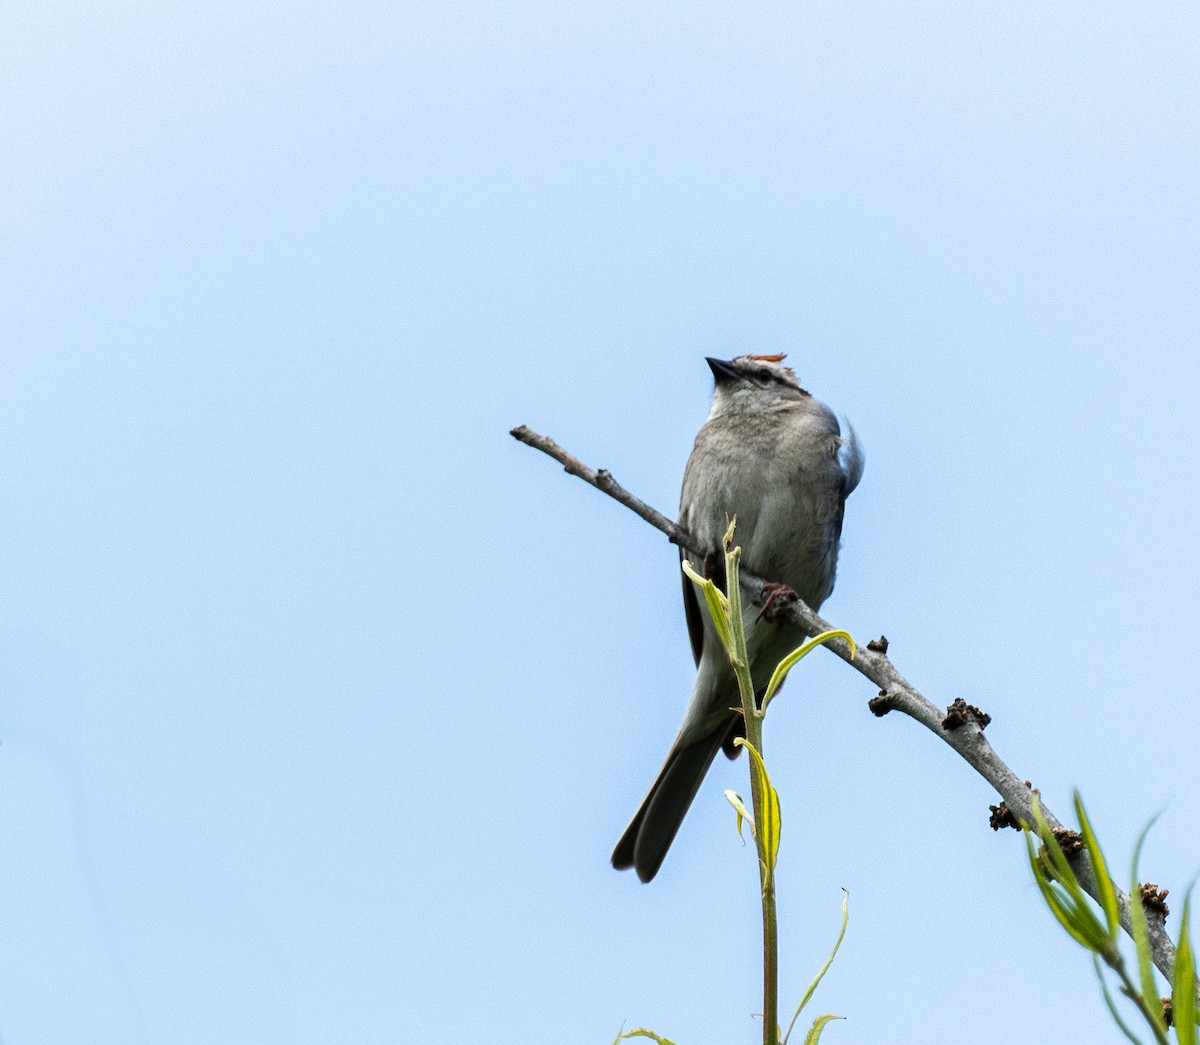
3,1,1199,1042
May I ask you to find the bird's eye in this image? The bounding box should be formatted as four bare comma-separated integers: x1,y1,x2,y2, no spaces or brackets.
756,370,775,384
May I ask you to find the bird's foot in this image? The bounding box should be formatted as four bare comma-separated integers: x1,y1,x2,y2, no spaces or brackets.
756,581,798,622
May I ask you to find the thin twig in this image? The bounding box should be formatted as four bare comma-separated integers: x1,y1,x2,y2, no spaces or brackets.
510,425,701,554
511,423,1184,986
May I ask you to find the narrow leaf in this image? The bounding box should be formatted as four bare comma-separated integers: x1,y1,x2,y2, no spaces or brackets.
1092,954,1149,1045
802,1014,844,1045
763,630,857,707
1129,817,1166,1035
1030,798,1112,953
1032,800,1081,896
616,1030,680,1045
723,546,750,672
782,891,850,1045
724,789,755,841
735,738,780,872
1075,791,1120,939
1173,891,1197,1045
681,560,734,653
1025,828,1110,953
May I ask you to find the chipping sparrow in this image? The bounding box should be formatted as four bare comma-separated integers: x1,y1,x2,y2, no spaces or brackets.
611,354,863,882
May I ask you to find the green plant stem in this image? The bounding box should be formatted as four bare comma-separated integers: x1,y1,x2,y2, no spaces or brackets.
1111,960,1172,1045
725,544,779,1045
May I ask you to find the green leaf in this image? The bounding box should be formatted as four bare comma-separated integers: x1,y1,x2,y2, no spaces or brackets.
1092,954,1149,1045
723,545,751,673
615,1030,680,1045
802,1014,844,1045
681,560,734,654
1024,824,1078,938
1036,797,1114,953
782,891,850,1045
724,789,754,841
1074,791,1120,940
1024,809,1111,955
1031,799,1080,893
1172,891,1197,1045
734,738,780,873
762,630,857,708
1129,816,1166,1036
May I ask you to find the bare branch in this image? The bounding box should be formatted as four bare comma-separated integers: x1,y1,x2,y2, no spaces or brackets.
512,423,1183,985
510,425,699,554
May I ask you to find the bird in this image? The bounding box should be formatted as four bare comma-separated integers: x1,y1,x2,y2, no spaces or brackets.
611,354,863,882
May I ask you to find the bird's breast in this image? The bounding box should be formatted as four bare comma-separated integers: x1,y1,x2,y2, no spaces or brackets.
680,408,844,607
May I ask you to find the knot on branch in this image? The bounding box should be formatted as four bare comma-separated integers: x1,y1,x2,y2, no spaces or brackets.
866,635,889,654
1053,827,1083,856
942,698,991,732
988,802,1020,831
988,781,1037,831
1139,882,1171,920
868,690,894,717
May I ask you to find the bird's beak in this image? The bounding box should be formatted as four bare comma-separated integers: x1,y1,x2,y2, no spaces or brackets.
706,357,740,384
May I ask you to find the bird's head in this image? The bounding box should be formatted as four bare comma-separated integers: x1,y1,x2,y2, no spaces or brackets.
705,354,810,418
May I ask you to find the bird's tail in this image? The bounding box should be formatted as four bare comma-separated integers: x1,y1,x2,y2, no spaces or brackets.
611,720,735,883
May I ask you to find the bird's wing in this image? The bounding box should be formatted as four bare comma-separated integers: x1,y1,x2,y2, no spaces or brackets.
828,420,864,555
680,547,705,667
839,421,864,496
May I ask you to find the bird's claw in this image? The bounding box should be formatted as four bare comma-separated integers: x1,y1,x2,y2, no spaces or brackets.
756,581,798,622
